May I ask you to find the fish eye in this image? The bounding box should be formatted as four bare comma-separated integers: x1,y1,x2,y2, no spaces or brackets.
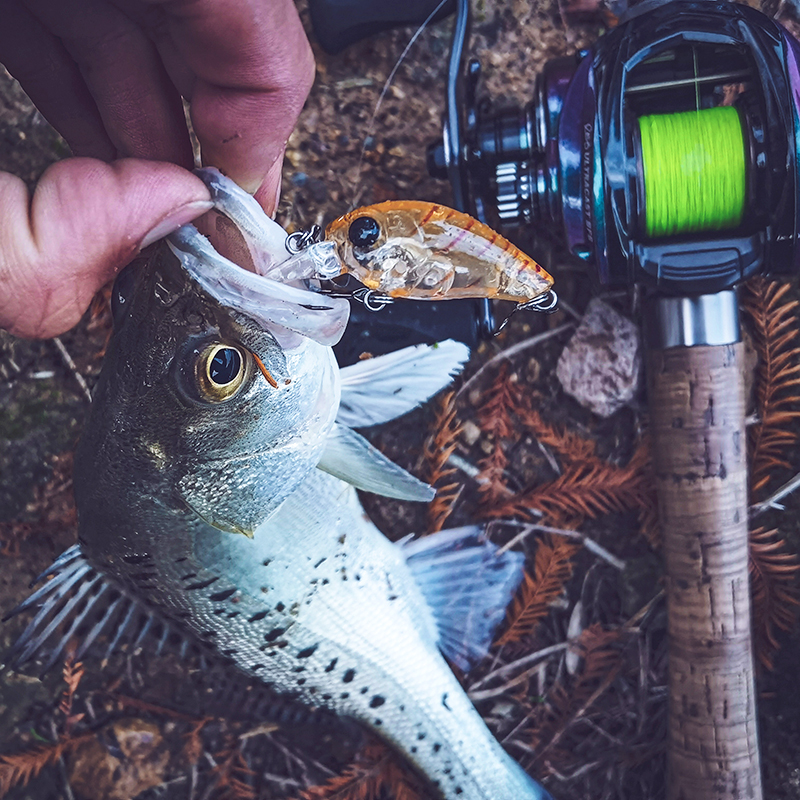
348,216,381,249
209,347,241,384
196,344,248,402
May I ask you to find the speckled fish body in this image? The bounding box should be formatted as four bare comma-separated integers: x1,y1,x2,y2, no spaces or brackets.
325,201,554,302
85,462,543,800
59,243,549,800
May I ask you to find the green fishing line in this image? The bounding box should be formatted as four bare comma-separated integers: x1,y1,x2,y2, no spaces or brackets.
638,106,746,238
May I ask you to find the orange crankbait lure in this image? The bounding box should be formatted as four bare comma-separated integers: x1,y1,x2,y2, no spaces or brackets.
324,201,554,305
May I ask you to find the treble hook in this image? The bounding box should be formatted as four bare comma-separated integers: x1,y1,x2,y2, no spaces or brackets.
285,225,322,254
517,290,559,313
493,289,559,334
352,287,395,312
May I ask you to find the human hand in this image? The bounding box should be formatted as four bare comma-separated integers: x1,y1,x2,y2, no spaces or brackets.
0,159,213,339
0,0,315,338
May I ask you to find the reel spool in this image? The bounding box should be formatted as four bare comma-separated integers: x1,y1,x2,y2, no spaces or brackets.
434,0,800,294
636,106,747,238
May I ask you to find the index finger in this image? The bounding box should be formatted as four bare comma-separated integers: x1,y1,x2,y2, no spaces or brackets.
152,0,315,212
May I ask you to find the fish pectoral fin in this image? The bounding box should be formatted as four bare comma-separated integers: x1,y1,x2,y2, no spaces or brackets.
317,424,434,502
400,526,526,673
337,340,470,428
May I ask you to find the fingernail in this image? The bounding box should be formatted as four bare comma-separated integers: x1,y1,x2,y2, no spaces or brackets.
138,200,214,251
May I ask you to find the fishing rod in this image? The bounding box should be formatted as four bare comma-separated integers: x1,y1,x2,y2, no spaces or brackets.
426,2,800,797
309,0,800,797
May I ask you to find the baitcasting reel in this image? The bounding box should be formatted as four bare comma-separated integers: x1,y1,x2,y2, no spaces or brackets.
428,0,800,294
309,0,800,361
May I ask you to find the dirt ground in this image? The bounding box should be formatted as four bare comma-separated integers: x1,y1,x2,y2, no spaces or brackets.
1,0,800,798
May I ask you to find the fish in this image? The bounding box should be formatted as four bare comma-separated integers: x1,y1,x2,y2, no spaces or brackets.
6,173,554,800
324,201,555,304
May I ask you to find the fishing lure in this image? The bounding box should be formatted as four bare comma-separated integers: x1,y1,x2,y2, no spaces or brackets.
323,201,556,310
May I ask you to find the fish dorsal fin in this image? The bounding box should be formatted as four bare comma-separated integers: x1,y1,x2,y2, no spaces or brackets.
337,340,470,428
400,527,525,672
317,424,434,502
3,546,200,675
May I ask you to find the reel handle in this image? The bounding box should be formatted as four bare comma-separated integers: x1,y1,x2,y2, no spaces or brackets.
647,302,762,799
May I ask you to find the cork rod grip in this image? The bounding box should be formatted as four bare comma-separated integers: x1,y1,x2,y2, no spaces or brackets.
647,342,762,800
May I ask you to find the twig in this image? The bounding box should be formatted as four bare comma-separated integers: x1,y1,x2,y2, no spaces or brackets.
456,323,574,400
447,453,518,501
536,441,562,476
497,521,626,571
467,642,570,703
535,664,621,760
536,758,602,782
469,642,570,693
49,720,75,800
52,337,92,403
622,590,665,631
446,452,482,479
552,297,582,321
750,469,800,517
261,771,303,790
573,715,624,745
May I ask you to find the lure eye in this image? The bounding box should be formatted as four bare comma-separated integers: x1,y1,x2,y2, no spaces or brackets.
196,344,248,402
348,216,381,249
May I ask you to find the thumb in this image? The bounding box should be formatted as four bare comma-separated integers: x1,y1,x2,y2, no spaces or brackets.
0,158,212,339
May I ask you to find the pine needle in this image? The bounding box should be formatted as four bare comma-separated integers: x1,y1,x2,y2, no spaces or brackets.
514,402,598,465
472,364,527,512
423,391,463,533
475,363,522,441
749,526,800,670
183,717,212,767
294,742,425,800
476,443,511,510
741,279,800,669
0,734,93,795
495,534,579,647
629,437,660,549
209,734,260,800
742,278,800,497
489,442,650,527
528,624,624,758
59,651,85,735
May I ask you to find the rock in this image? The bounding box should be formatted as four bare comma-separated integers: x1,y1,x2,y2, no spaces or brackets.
556,298,642,418
68,718,171,800
461,420,482,446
